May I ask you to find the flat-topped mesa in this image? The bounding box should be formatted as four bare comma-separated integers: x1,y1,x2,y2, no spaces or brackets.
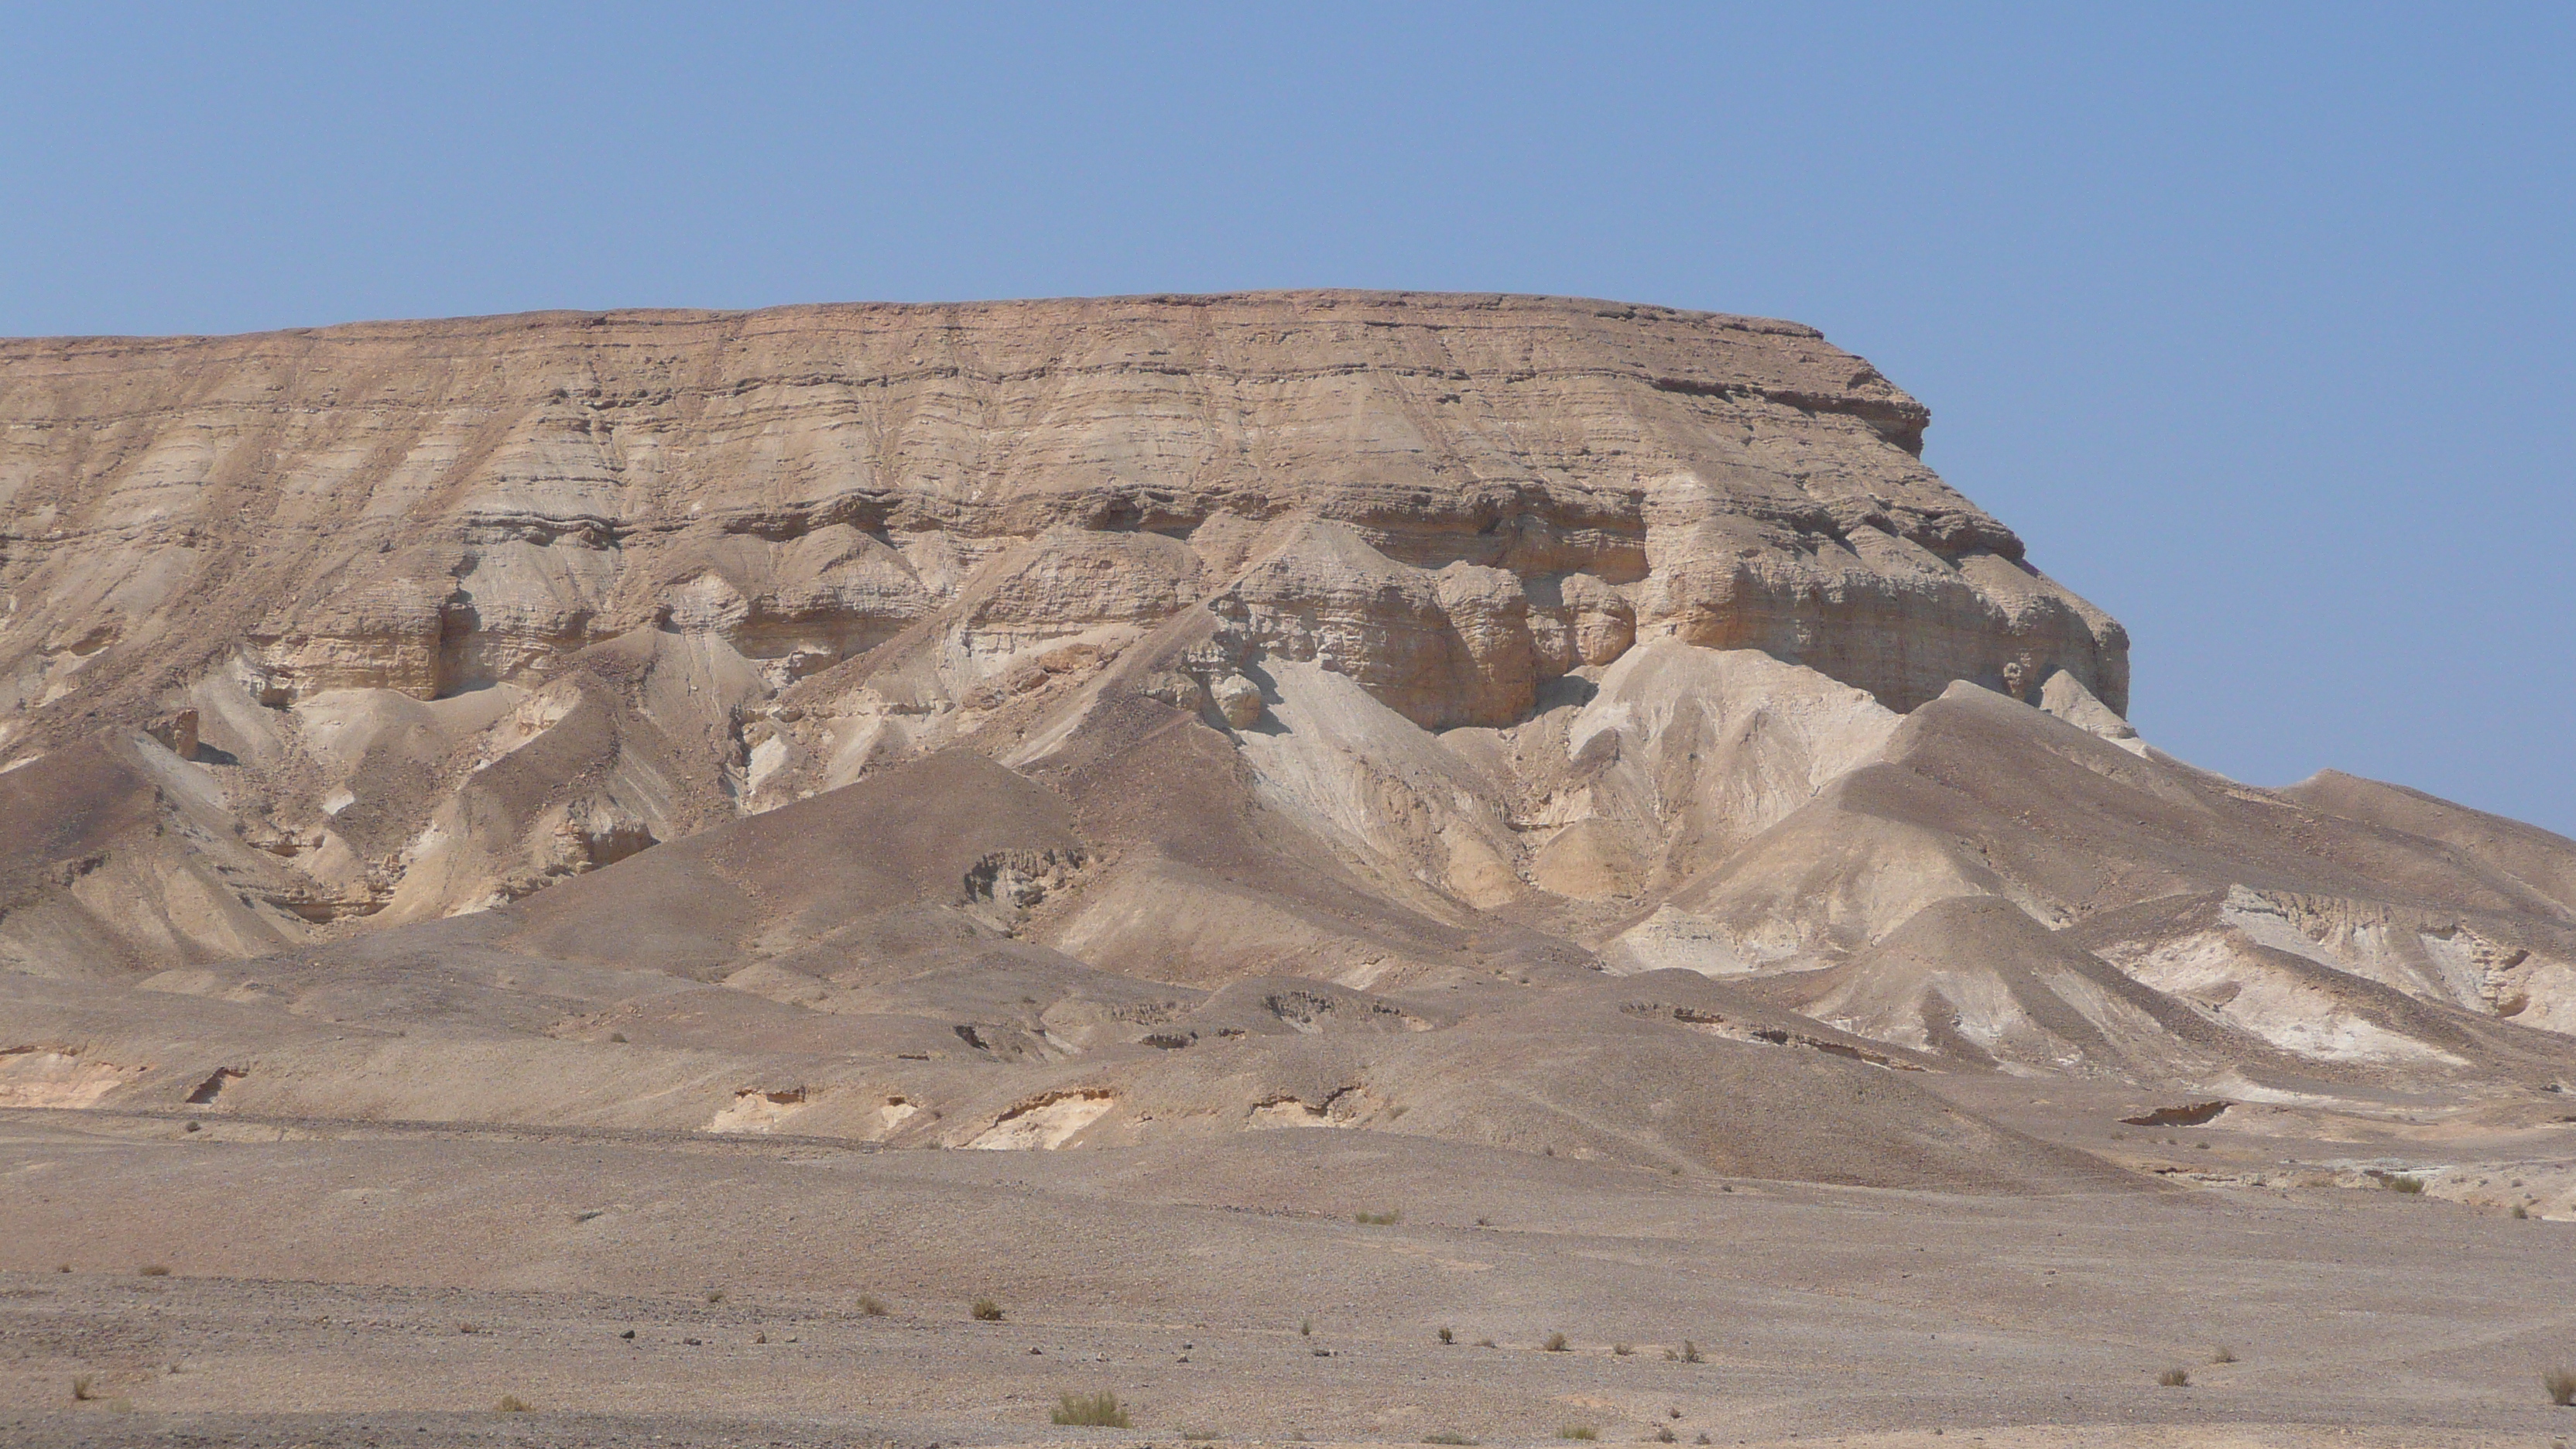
0,290,2126,743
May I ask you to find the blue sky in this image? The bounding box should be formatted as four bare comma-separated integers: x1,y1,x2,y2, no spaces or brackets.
5,4,2571,833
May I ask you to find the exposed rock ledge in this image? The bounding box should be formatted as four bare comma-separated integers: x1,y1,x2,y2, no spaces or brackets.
2,289,2122,731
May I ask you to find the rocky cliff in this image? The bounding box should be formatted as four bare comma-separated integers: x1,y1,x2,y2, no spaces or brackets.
6,293,2572,1175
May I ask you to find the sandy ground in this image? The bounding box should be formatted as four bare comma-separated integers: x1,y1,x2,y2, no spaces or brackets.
5,1110,2574,1448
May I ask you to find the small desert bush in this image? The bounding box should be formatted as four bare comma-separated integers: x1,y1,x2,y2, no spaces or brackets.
495,1394,533,1413
971,1297,1005,1321
1300,1317,1312,1336
1437,1325,1454,1344
1050,1390,1131,1427
857,1293,889,1316
1475,1337,1497,1348
1557,1426,1598,1441
1662,1339,1703,1364
1423,1434,1477,1445
1355,1209,1402,1225
2210,1345,2237,1364
1653,1428,1677,1444
705,1290,724,1303
137,1264,170,1276
2513,1204,2531,1219
1543,1331,1571,1352
1612,1341,1634,1356
457,1322,480,1334
70,1375,95,1402
2382,1173,2426,1194
2545,1366,2576,1406
2156,1367,2191,1388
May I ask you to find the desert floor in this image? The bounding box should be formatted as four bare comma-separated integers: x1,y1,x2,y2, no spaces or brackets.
5,1105,2574,1449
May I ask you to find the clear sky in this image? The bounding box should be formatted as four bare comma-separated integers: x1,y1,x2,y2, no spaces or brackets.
5,5,2571,834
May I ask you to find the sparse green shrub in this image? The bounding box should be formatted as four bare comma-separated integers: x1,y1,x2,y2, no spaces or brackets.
1557,1427,1597,1441
1051,1391,1131,1427
857,1293,889,1316
2546,1367,2576,1406
2381,1173,2426,1194
2157,1367,2191,1388
1437,1325,1454,1345
971,1297,1004,1321
1543,1331,1570,1352
1355,1210,1401,1225
495,1394,533,1413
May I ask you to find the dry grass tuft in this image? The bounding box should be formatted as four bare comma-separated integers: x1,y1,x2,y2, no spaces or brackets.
1662,1339,1704,1364
1182,1429,1224,1442
704,1290,725,1303
495,1394,533,1413
2156,1367,2191,1388
857,1293,889,1317
1557,1426,1598,1441
1653,1428,1678,1444
1423,1434,1476,1445
1543,1331,1571,1352
971,1297,1005,1322
2381,1173,2427,1194
136,1265,170,1276
2545,1367,2576,1406
1355,1210,1401,1225
2210,1345,2237,1364
2513,1204,2531,1219
1612,1342,1635,1356
70,1375,95,1402
1437,1325,1454,1345
1050,1390,1131,1427
1300,1318,1313,1337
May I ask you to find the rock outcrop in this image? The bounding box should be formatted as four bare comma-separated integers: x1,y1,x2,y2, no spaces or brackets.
4,291,2571,1173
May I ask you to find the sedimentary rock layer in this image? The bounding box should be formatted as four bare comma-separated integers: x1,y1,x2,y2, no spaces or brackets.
0,291,2124,738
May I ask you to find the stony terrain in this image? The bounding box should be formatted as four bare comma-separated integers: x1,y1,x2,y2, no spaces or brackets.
1,293,2571,1445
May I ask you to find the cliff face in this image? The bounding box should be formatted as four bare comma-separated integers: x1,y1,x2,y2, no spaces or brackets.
0,291,2122,735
